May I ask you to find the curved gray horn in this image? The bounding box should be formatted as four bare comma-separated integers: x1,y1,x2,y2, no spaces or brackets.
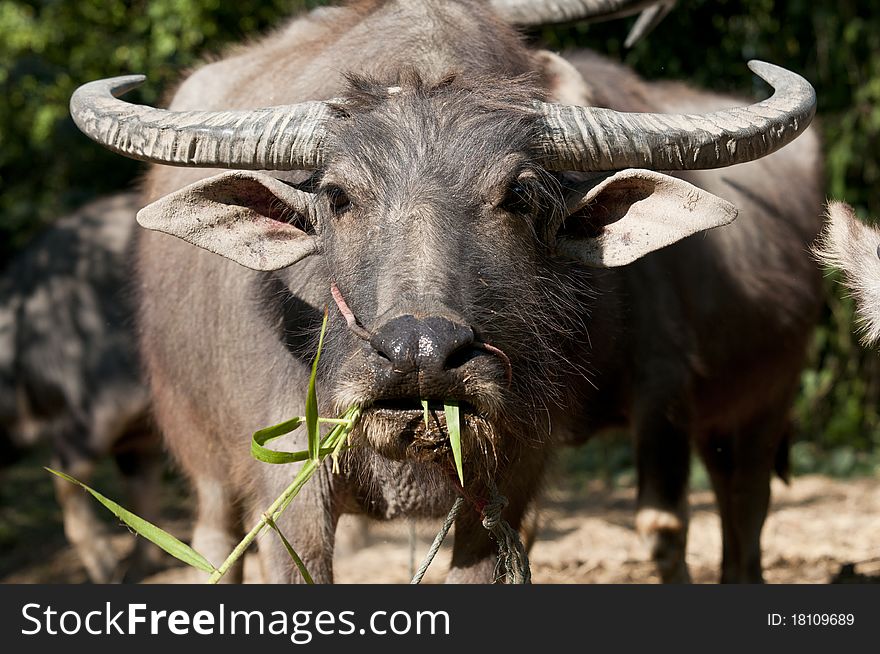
537,60,817,172
69,75,334,170
491,0,669,26
624,1,676,47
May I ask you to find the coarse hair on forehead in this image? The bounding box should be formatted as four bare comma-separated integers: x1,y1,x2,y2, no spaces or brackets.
336,69,546,114
326,70,545,168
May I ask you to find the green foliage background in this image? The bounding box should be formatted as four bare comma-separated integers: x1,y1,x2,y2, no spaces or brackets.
1,0,878,475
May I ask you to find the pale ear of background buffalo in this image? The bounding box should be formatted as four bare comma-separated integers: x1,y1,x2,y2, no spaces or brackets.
555,169,738,267
534,49,597,106
136,171,318,271
813,201,880,346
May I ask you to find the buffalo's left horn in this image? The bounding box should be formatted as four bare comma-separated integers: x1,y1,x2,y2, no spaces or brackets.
69,75,334,170
537,60,817,172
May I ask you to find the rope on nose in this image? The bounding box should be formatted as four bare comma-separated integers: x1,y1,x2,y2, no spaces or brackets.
330,283,513,387
330,282,372,341
474,341,513,387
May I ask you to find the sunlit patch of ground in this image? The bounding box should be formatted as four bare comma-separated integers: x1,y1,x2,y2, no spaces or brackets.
2,447,878,584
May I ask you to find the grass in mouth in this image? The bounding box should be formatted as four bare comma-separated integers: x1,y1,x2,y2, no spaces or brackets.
49,311,466,582
444,402,464,486
422,399,465,486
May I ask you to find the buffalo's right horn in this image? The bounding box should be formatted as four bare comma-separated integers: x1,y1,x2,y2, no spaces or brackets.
490,0,673,27
624,1,676,47
69,75,334,170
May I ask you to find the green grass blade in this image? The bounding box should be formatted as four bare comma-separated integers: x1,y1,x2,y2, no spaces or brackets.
422,399,430,429
251,416,340,464
264,517,314,584
251,416,355,464
210,406,361,583
254,416,303,442
252,442,338,465
251,417,303,464
330,429,350,474
306,310,329,461
209,452,324,583
444,402,464,486
46,468,216,573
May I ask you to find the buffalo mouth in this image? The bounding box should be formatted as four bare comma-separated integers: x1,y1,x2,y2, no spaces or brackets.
357,398,492,465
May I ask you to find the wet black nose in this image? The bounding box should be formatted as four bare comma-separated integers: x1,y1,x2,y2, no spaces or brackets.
369,315,475,391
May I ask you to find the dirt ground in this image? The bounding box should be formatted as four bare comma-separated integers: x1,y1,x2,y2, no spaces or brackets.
2,472,879,584
335,475,880,584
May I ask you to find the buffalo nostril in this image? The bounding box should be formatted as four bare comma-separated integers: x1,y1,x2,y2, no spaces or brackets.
444,344,483,371
369,314,419,366
368,329,394,362
421,316,474,372
374,348,393,363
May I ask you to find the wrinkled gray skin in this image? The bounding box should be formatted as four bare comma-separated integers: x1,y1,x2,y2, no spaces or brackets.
137,2,822,583
0,193,163,583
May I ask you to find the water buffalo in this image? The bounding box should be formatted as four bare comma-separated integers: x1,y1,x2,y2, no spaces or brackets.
552,49,823,581
814,202,880,345
70,0,820,583
0,193,163,582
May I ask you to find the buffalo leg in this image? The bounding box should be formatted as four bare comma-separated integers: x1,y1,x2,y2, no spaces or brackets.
190,475,243,583
697,411,784,583
633,402,692,583
446,503,497,583
114,433,166,581
256,464,336,583
51,454,121,583
148,374,244,581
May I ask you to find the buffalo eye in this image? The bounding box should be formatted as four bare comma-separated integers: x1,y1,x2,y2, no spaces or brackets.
324,185,352,215
500,181,534,217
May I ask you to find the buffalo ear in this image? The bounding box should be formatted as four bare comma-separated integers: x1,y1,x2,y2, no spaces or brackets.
535,49,596,106
555,169,737,267
137,171,318,271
